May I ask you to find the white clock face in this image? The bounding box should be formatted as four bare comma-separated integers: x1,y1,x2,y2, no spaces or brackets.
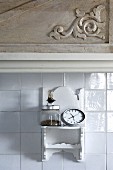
61,109,85,126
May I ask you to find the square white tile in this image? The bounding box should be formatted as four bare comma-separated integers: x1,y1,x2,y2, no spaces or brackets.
0,133,20,154
107,154,113,170
0,73,21,90
85,154,106,170
65,73,84,91
21,90,40,111
0,112,20,132
21,112,41,132
43,153,63,170
85,90,106,111
0,155,20,170
21,154,42,170
42,73,63,88
107,73,113,89
21,133,41,154
85,112,105,132
85,73,106,89
63,153,85,170
107,112,113,132
21,73,42,89
85,133,106,154
107,133,113,153
107,90,113,111
0,91,20,111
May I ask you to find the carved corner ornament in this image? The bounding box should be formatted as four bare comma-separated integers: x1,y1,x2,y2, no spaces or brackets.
49,5,106,40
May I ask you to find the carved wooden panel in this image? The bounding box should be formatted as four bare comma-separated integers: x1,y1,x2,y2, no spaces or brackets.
0,0,111,52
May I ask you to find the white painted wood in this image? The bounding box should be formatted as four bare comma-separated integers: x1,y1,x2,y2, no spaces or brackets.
46,143,81,149
0,53,113,61
41,126,84,161
42,86,83,113
0,53,113,73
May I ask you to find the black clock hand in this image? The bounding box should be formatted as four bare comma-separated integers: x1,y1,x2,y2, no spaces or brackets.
68,116,73,119
68,113,79,119
73,113,79,117
68,116,76,121
68,113,75,119
69,113,80,121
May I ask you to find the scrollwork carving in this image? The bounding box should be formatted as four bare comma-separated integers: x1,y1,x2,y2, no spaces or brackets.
49,5,106,40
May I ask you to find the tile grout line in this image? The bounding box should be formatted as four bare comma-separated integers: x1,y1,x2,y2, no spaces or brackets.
41,73,44,88
20,79,21,170
39,73,44,170
0,154,22,155
83,73,86,170
63,73,66,86
105,73,108,170
41,124,43,170
62,151,64,170
20,73,22,170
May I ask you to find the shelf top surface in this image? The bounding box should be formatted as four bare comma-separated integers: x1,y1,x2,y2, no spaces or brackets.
41,126,81,129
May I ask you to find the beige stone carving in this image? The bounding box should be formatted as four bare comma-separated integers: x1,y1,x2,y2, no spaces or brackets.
49,5,106,40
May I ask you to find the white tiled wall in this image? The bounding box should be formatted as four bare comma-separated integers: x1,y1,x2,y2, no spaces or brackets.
0,72,112,170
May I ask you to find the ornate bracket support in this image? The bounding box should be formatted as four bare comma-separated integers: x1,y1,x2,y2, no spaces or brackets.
41,126,84,161
49,5,106,40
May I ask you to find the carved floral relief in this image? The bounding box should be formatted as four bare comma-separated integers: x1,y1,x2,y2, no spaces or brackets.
49,5,106,40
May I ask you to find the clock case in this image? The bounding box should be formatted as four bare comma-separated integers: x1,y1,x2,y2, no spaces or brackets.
61,109,85,126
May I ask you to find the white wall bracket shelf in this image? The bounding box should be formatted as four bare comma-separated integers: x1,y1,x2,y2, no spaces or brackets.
41,126,84,161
